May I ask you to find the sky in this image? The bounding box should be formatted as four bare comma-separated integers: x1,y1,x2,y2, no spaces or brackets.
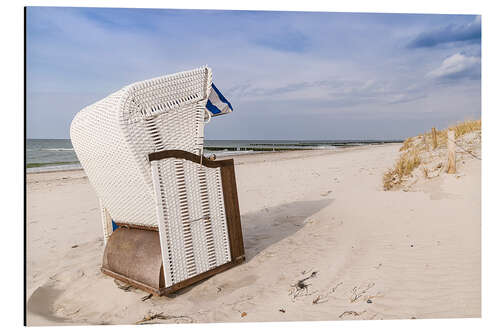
26,7,481,140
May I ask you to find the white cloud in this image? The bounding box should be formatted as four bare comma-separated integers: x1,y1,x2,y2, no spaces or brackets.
427,53,480,80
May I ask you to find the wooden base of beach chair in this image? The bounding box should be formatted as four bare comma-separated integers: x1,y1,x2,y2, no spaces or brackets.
102,227,245,296
102,228,246,296
101,227,164,295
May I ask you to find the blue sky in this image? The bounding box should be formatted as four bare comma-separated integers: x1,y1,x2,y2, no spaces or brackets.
26,7,481,140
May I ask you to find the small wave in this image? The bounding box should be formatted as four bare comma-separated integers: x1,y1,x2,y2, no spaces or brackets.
27,161,80,168
27,164,83,173
26,162,82,173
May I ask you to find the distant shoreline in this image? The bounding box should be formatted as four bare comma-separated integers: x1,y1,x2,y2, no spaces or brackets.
26,140,405,173
26,143,403,175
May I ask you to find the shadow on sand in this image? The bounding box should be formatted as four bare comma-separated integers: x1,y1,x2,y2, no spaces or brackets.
241,199,333,260
167,198,332,297
27,285,69,325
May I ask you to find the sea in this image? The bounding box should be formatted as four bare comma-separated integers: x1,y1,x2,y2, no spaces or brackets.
26,138,402,173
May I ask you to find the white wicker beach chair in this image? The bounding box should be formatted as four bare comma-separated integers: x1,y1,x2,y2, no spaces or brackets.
70,66,244,295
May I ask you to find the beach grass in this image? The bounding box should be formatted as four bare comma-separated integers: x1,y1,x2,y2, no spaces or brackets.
384,119,481,190
383,147,421,190
399,137,414,152
449,119,482,138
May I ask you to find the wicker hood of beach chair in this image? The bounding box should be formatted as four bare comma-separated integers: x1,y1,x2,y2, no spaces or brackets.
70,66,245,295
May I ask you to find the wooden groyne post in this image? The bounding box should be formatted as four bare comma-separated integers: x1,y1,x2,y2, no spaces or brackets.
431,127,438,149
447,130,456,174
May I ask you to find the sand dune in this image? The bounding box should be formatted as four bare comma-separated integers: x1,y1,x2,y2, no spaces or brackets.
26,143,480,325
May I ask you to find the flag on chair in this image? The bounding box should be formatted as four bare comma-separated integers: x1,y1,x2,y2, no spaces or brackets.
206,83,233,116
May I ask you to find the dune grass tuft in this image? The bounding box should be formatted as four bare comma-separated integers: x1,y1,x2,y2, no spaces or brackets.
399,137,414,152
383,119,480,190
449,119,481,138
435,119,481,148
383,147,421,190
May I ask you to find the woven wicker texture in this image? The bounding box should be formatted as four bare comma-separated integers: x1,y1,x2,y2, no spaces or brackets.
71,67,211,228
71,66,232,286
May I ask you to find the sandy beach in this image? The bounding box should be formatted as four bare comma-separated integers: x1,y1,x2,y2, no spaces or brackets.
26,142,481,325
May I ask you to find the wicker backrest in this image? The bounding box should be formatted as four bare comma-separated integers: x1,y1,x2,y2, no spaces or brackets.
70,67,212,227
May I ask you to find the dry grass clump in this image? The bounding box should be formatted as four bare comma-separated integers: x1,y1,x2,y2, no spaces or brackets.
449,119,481,138
435,119,481,148
383,147,421,190
399,137,414,152
395,148,421,176
436,130,447,148
382,172,395,191
383,119,480,190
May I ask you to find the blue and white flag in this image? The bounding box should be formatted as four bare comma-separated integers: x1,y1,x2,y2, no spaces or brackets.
206,83,233,117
